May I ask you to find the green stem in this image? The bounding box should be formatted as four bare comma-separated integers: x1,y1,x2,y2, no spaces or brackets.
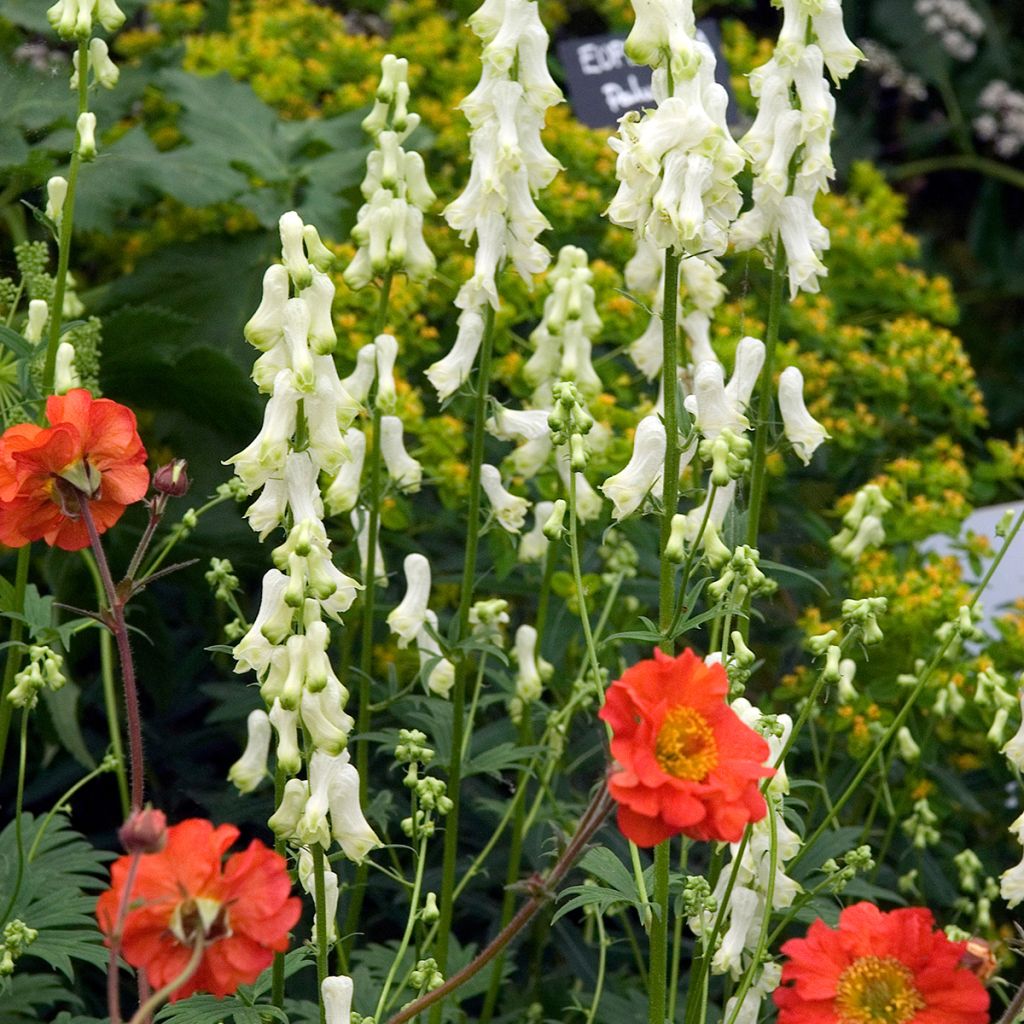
431,300,496,1017
0,711,30,928
271,766,288,1008
82,548,130,816
886,154,1024,191
0,546,31,773
374,834,429,1020
648,841,671,1024
27,754,116,863
584,910,608,1024
666,839,689,1024
460,655,488,764
658,248,682,649
41,40,90,394
313,845,330,1024
567,470,603,697
744,251,785,553
534,540,557,652
343,269,393,957
138,493,229,581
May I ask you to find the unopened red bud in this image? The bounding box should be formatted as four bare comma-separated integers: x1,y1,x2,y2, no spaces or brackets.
118,806,168,854
153,459,190,498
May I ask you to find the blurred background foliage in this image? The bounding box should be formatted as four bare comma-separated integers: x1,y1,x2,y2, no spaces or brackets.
1,0,1024,1019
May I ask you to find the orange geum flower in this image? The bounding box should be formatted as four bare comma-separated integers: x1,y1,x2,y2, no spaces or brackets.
598,648,774,846
774,902,989,1024
0,389,148,551
96,818,301,1001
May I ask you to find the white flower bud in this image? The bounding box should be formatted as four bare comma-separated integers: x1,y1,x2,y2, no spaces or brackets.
340,343,378,408
514,624,543,703
245,265,290,351
76,111,97,160
724,336,766,412
24,299,48,343
896,726,920,762
778,365,829,464
601,415,665,521
233,569,290,672
374,333,399,412
268,777,308,838
302,223,335,273
322,976,354,1024
301,271,337,355
45,176,68,227
325,428,366,516
1002,696,1024,771
427,307,486,402
379,416,422,493
269,699,302,776
95,0,125,31
351,510,387,585
301,676,355,754
811,0,864,82
481,464,529,533
54,341,80,395
416,609,455,698
228,709,272,793
387,553,431,647
280,211,312,289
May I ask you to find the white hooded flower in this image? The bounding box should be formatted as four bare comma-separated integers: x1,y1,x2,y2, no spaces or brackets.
778,365,829,464
322,976,354,1024
481,464,529,532
514,623,543,703
298,849,340,944
427,307,486,402
601,414,666,520
1002,695,1024,771
325,428,367,516
387,554,432,647
416,609,456,698
269,699,302,776
374,333,399,412
379,416,423,493
518,500,553,563
228,709,272,793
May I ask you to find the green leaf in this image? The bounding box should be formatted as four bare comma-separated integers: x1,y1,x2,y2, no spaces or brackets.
463,742,542,779
41,682,96,769
0,813,112,981
0,972,81,1022
0,323,35,359
576,846,640,898
0,60,69,131
154,994,288,1024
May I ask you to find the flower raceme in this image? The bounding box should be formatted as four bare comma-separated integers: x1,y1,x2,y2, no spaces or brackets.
96,819,300,1001
0,389,148,551
598,649,774,846
774,902,989,1024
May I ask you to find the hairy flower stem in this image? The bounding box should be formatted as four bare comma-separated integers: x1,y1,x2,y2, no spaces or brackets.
106,850,143,1024
650,246,682,1024
82,548,131,815
390,786,614,1024
41,41,89,393
743,252,786,554
343,269,393,957
313,844,330,1024
430,301,497,1021
79,496,146,812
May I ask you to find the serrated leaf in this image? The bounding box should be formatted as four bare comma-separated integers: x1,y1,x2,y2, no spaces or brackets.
0,972,81,1022
575,846,640,899
463,742,542,779
552,884,636,924
154,994,288,1024
0,814,112,982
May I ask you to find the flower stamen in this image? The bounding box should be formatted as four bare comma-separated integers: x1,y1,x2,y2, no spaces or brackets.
835,956,925,1024
655,705,718,781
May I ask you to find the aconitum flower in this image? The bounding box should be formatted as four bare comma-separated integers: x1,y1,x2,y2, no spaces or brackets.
778,365,829,464
774,902,989,1024
598,649,774,845
0,389,148,550
96,819,300,1001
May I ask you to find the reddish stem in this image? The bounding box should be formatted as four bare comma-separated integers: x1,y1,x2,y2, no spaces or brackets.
77,495,145,813
106,850,143,1024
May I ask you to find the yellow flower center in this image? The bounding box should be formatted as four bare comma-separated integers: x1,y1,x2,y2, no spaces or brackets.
655,706,718,781
835,956,925,1024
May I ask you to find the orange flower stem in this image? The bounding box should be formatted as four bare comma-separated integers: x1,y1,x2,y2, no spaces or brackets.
78,495,146,813
384,785,614,1024
106,850,143,1024
126,932,205,1024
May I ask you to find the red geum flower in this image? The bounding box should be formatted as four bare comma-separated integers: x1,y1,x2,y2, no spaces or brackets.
96,819,301,1001
774,902,990,1024
597,648,774,846
0,388,148,551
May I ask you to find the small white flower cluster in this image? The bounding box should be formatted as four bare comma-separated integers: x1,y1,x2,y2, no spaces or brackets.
344,55,436,291
830,482,892,561
483,246,607,532
428,0,563,401
974,80,1024,159
690,699,798,1007
1001,694,1024,907
47,0,123,40
857,39,927,101
732,0,863,298
915,0,984,61
607,0,743,261
8,645,66,709
388,554,456,698
226,213,379,864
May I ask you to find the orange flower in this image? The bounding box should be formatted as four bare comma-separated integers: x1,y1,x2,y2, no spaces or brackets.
774,902,990,1024
0,389,148,551
96,819,301,1000
597,649,774,846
